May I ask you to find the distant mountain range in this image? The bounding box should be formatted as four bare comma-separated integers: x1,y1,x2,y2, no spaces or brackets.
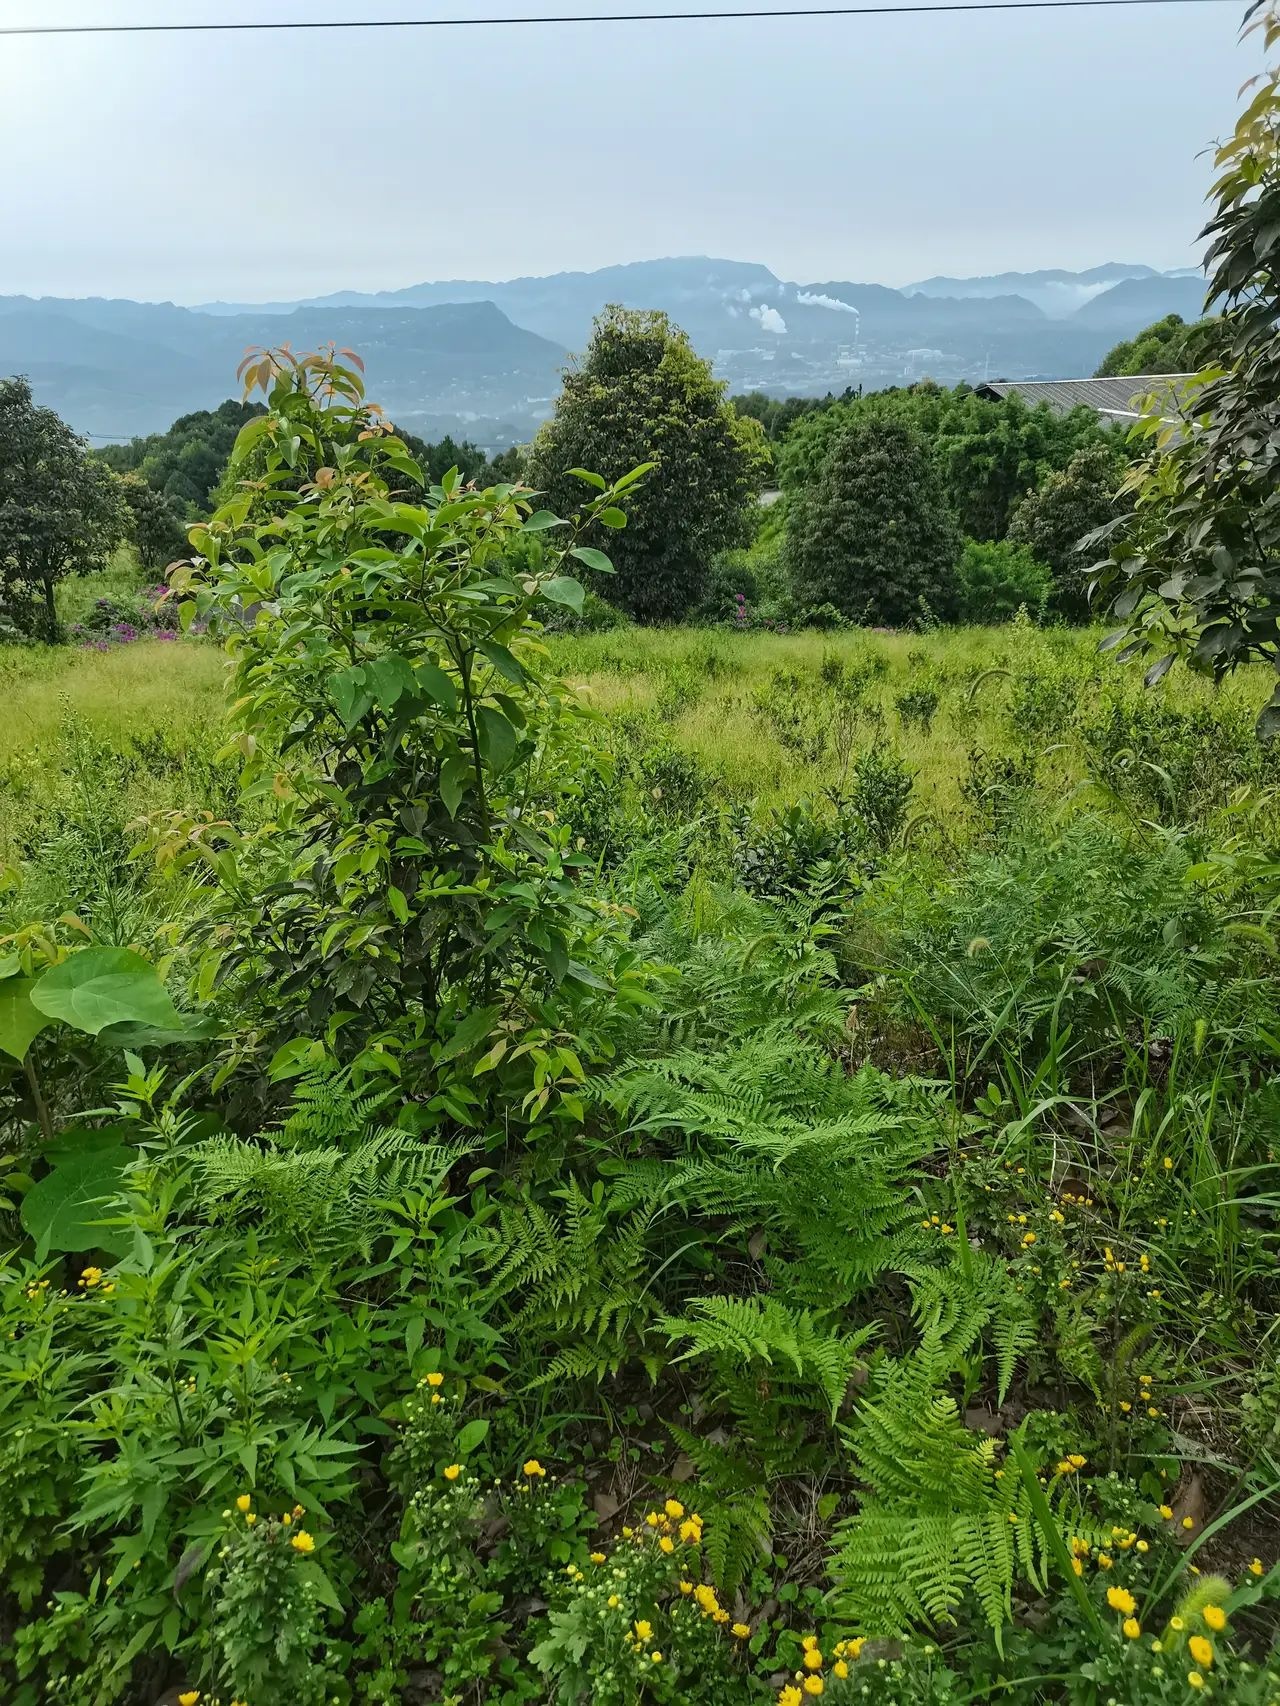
0,258,1209,444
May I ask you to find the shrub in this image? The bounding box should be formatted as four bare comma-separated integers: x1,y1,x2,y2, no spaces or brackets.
955,539,1052,623
786,416,961,627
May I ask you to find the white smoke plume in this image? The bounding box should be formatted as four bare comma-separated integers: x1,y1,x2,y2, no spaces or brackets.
751,304,787,334
796,290,861,325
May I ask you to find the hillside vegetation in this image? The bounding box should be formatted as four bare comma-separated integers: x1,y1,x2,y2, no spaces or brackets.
0,15,1277,1703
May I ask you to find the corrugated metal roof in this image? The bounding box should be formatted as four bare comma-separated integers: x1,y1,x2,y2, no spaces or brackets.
974,375,1197,422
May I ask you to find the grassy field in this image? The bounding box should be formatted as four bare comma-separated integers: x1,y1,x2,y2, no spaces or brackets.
7,618,1270,836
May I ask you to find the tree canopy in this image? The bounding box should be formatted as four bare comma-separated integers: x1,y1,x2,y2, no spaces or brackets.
0,377,128,639
98,399,265,515
787,413,961,626
1094,312,1223,378
529,307,768,622
778,382,1114,542
1007,444,1128,620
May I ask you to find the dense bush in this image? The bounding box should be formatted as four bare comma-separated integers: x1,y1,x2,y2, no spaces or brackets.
779,382,1113,541
786,415,961,626
955,537,1052,623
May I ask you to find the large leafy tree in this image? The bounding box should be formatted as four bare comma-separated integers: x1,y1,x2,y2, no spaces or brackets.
0,377,128,639
779,383,1111,542
529,308,768,622
1007,445,1128,619
99,398,264,515
787,414,961,626
117,475,190,571
1091,2,1280,730
1094,312,1224,378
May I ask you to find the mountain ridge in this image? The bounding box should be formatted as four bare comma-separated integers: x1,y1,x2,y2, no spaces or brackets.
0,257,1210,443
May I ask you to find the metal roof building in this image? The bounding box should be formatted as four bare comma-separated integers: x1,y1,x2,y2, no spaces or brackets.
973,375,1196,425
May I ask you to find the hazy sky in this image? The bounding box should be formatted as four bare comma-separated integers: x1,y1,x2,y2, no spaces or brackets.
1,0,1250,302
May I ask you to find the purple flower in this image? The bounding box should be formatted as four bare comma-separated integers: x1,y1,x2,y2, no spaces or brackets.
154,629,178,641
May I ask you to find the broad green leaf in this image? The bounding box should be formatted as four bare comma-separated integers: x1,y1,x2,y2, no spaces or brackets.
365,654,419,709
477,639,527,685
328,666,371,729
0,975,51,1062
598,507,627,530
436,1005,501,1065
388,885,410,924
522,510,566,532
439,755,472,819
567,468,607,491
541,576,585,615
21,1131,133,1258
31,949,182,1038
570,546,614,575
456,1418,490,1454
476,706,517,773
415,661,458,712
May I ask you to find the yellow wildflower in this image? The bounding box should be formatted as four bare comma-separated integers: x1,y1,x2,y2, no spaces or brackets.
1123,1618,1141,1639
659,1536,674,1554
1182,1516,1195,1530
290,1530,315,1553
590,1552,606,1565
244,1513,257,1526
679,1518,702,1544
803,1680,824,1698
523,1459,546,1478
235,1494,252,1513
608,1595,620,1608
426,1371,444,1387
732,1622,751,1638
651,1651,663,1663
1021,1232,1036,1246
1158,1504,1173,1520
1068,1454,1086,1468
178,1695,200,1706
847,1638,865,1659
646,1512,660,1527
801,1635,818,1650
1249,1558,1264,1576
1071,1558,1084,1576
833,1660,848,1677
1202,1605,1225,1632
679,1580,692,1595
1106,1587,1136,1615
664,1498,685,1519
443,1464,462,1481
803,1647,824,1670
1188,1672,1204,1689
1188,1636,1213,1668
1170,1616,1185,1631
634,1620,652,1642
779,1690,803,1706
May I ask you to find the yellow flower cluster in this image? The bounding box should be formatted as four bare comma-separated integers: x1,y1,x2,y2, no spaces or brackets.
1055,1454,1087,1475
523,1458,547,1478
776,1635,863,1701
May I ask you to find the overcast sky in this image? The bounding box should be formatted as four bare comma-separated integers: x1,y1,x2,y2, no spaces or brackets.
1,0,1250,302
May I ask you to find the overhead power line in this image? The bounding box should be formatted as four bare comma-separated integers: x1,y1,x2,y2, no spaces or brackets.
0,0,1239,37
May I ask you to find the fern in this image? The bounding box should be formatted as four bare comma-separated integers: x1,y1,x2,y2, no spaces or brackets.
902,1251,1037,1404
829,1341,1085,1637
189,1069,476,1261
661,1295,873,1421
483,1179,665,1386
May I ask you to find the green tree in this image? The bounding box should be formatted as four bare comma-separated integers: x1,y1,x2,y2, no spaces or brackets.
162,346,648,1100
786,414,961,626
780,383,1112,542
99,399,264,515
1094,313,1224,377
117,475,190,571
0,377,128,640
955,538,1052,624
1007,445,1127,619
1092,4,1280,730
529,308,768,622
